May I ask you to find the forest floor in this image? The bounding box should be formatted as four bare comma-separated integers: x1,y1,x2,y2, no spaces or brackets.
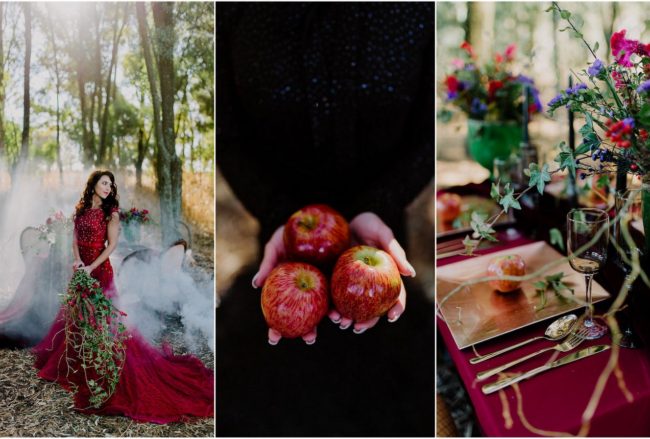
0,171,214,437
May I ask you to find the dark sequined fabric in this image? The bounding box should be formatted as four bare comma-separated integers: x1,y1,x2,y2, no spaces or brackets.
216,3,434,243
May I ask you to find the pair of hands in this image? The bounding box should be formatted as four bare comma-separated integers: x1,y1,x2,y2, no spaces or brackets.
252,212,416,345
73,259,94,275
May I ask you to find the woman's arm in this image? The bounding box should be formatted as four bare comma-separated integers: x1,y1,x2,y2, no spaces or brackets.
83,212,120,272
72,228,83,269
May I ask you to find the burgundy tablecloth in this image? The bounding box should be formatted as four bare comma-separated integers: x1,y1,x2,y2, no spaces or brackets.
437,240,650,436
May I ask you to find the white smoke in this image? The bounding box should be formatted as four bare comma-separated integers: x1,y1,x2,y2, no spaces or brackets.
115,250,215,354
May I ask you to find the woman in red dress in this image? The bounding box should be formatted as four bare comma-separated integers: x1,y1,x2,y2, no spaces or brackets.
33,170,214,423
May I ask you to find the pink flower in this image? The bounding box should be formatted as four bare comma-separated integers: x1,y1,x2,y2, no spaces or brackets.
504,44,517,62
451,58,464,69
611,29,638,67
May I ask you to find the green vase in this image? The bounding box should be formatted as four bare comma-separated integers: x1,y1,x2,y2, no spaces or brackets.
467,119,522,173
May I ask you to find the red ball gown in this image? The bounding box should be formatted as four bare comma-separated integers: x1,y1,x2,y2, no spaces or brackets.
33,208,214,423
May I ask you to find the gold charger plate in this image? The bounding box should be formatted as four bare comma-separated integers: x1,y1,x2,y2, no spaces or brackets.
436,241,610,349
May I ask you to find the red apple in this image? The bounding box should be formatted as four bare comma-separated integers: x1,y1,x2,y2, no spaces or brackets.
487,254,526,293
331,245,401,322
283,204,350,265
437,193,462,223
261,262,329,338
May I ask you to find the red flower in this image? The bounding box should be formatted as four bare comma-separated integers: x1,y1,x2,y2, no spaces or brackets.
445,75,460,93
488,80,504,100
611,29,638,67
494,53,504,64
504,44,517,62
461,41,475,58
142,209,149,215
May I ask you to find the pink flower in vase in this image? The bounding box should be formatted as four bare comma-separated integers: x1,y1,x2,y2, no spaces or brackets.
504,44,517,62
611,29,639,67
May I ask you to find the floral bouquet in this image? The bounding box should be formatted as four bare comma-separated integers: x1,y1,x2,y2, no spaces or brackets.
38,210,73,245
546,3,650,252
442,41,542,123
61,269,128,408
119,207,151,225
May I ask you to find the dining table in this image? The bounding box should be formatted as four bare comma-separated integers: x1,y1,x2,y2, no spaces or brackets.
436,180,650,437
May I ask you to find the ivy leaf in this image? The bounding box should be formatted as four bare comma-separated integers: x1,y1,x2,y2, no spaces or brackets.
462,235,479,256
490,180,502,202
554,142,578,178
560,10,571,19
593,41,599,53
470,211,498,242
549,228,565,251
499,183,521,213
525,162,552,194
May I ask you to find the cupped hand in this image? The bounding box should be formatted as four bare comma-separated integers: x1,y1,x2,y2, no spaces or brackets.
328,212,414,333
253,226,316,346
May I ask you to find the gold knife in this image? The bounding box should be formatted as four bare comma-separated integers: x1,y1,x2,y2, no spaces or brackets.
482,345,610,395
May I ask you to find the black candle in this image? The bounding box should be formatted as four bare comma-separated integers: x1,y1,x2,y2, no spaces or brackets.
568,76,575,152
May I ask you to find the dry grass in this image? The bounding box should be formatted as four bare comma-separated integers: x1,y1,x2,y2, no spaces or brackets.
0,332,214,437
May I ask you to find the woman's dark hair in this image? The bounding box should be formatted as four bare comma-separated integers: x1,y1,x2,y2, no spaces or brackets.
74,170,120,221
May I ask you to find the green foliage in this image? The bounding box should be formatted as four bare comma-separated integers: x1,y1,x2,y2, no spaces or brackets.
534,272,574,311
525,162,552,194
549,228,565,251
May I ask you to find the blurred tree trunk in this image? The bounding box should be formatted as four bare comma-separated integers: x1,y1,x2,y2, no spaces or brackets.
0,3,5,160
136,127,146,188
463,3,472,43
75,7,95,165
89,6,101,165
18,3,31,167
136,2,181,245
45,5,63,182
467,2,495,64
98,5,126,165
604,2,619,63
552,6,561,92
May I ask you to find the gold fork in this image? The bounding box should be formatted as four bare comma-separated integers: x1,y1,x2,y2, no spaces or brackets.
476,326,589,381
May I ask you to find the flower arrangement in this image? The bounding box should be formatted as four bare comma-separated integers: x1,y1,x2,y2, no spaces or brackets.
119,207,151,225
443,41,542,122
61,269,128,408
38,210,73,245
546,20,650,179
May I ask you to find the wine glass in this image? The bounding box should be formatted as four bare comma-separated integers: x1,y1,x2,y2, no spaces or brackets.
566,208,609,339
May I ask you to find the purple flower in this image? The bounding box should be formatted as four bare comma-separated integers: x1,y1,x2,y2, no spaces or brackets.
470,97,487,116
446,91,458,100
587,59,604,76
636,80,650,94
566,83,588,95
623,117,635,129
548,93,565,108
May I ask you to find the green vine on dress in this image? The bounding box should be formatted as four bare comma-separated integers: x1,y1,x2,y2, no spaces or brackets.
61,270,129,408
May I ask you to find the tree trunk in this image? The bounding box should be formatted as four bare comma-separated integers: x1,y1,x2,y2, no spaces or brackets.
136,127,146,188
136,2,179,245
18,3,31,166
0,3,5,160
468,2,495,64
45,5,63,182
153,2,182,232
98,5,126,165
